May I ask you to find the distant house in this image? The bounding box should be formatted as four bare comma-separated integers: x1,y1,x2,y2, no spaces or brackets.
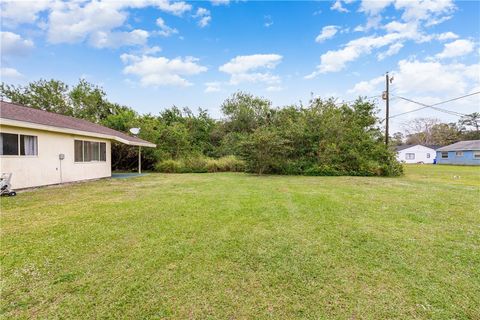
436,140,480,165
0,101,156,189
395,144,438,164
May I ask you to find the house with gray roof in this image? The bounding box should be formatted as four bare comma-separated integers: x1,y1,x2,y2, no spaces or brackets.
0,101,156,189
436,140,480,165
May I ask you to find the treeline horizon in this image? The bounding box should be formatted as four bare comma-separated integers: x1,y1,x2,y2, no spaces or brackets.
2,79,475,176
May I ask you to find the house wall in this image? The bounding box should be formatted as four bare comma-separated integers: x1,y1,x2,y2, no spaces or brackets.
397,145,436,164
0,125,111,189
436,150,480,165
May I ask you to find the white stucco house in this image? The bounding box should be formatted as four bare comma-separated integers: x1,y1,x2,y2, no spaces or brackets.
0,101,155,189
395,144,438,164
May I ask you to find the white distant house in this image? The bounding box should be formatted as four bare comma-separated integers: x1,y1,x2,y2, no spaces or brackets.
0,101,156,189
395,144,438,164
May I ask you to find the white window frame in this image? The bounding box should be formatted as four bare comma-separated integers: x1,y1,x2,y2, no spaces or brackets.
473,151,480,159
455,151,464,157
74,139,106,163
405,153,415,160
0,132,38,157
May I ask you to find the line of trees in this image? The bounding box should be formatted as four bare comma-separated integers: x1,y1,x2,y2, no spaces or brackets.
391,115,480,147
1,79,403,176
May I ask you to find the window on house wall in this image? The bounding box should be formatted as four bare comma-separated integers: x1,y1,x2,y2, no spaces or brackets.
0,133,38,156
441,152,448,158
455,151,464,157
100,143,106,161
427,153,430,158
74,139,106,162
474,151,480,159
405,153,415,160
74,140,83,162
20,135,38,155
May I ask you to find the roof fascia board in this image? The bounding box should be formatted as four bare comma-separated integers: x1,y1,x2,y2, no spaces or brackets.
0,118,156,148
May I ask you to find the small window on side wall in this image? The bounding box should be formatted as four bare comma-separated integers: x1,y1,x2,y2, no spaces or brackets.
455,151,464,157
100,142,106,161
1,133,38,156
441,152,448,159
405,153,415,160
474,151,480,159
427,153,430,158
0,133,18,155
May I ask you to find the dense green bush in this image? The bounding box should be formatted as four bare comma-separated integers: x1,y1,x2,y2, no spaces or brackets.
155,156,245,173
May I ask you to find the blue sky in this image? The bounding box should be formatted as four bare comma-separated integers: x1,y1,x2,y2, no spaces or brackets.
1,0,479,132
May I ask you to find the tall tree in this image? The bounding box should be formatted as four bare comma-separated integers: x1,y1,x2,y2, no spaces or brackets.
459,112,480,132
1,79,72,115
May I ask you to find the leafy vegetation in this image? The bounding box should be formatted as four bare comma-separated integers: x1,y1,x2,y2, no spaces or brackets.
2,79,403,176
1,165,479,319
391,114,480,146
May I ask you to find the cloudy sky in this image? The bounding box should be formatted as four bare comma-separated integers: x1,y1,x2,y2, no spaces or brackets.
1,0,479,132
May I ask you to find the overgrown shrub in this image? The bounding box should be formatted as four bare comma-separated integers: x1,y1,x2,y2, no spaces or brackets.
211,155,245,172
154,159,182,173
155,156,245,173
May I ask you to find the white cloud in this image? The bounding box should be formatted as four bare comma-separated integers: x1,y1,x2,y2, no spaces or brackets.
211,0,230,5
0,67,23,79
266,86,283,92
140,46,162,55
436,32,458,41
194,8,211,28
1,31,34,56
306,32,409,77
331,0,350,13
349,58,479,100
307,0,457,78
348,76,384,96
435,39,474,59
0,0,52,26
89,29,149,49
348,58,480,131
359,0,394,16
219,54,283,85
394,0,455,22
315,25,339,43
3,0,191,47
377,42,403,60
156,17,178,37
205,81,221,92
121,54,207,87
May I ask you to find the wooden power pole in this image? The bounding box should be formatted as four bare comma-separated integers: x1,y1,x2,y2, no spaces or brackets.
384,72,390,145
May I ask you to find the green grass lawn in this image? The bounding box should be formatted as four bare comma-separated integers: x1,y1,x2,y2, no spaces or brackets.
1,165,479,319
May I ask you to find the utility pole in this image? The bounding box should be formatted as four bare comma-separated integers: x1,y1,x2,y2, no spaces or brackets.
383,72,391,145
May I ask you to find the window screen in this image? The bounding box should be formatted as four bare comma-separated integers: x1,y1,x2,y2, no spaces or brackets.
100,142,106,161
405,153,415,160
0,133,19,155
20,135,38,155
75,140,83,162
441,152,448,158
76,139,106,162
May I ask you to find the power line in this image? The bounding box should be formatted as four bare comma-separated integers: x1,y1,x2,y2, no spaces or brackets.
387,92,479,119
334,95,381,106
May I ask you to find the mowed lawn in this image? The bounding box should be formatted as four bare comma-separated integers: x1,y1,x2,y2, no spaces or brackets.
1,166,479,319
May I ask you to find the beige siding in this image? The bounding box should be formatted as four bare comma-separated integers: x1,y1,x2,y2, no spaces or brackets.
0,125,111,189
